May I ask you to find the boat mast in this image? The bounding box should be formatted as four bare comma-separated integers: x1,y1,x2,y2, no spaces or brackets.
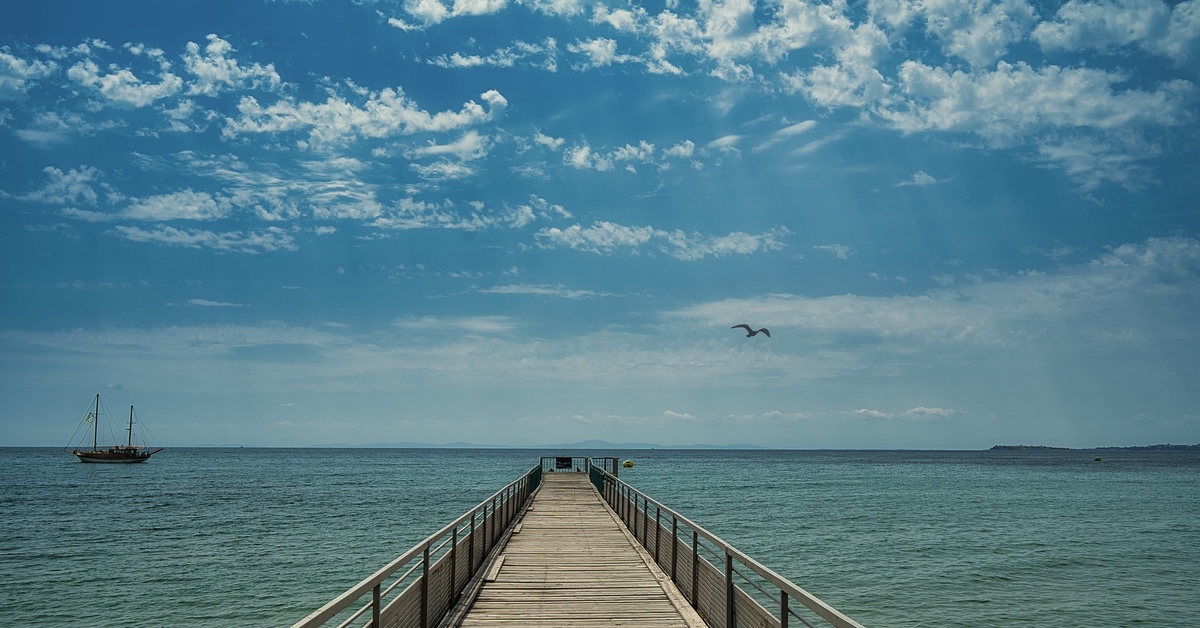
127,405,134,448
92,393,99,451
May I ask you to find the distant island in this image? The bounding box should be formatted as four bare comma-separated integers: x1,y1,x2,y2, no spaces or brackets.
313,439,768,450
991,444,1200,451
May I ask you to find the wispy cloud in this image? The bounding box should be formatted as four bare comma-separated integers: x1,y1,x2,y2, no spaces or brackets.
536,221,790,260
813,244,854,259
115,225,297,253
392,315,518,334
223,88,507,146
479,283,613,299
188,298,247,307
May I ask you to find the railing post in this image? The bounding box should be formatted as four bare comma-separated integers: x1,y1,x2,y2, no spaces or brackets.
671,516,678,582
781,590,789,628
470,510,476,572
450,526,458,604
372,583,380,628
633,494,639,539
640,497,647,546
655,506,661,564
421,546,430,628
725,550,735,628
691,530,699,607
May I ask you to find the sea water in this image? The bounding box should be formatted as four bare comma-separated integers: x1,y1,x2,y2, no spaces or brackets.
1,448,1197,627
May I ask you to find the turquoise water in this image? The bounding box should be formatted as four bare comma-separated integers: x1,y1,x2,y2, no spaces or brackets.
2,448,1197,626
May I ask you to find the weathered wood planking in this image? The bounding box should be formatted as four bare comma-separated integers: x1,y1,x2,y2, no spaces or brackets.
457,473,706,627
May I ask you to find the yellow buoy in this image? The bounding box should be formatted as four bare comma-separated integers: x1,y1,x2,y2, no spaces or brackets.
622,460,634,468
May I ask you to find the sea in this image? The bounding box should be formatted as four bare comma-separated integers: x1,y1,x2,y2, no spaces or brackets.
1,447,1197,627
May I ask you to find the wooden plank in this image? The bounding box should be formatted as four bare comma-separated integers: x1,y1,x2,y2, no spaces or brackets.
485,555,506,582
455,473,706,628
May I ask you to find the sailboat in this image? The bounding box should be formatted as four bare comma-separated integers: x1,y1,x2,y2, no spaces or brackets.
69,394,163,463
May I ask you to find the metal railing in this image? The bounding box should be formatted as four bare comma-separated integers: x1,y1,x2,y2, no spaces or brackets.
291,463,541,628
590,463,865,628
541,455,620,476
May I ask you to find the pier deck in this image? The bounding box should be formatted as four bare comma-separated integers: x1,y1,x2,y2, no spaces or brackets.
457,472,705,627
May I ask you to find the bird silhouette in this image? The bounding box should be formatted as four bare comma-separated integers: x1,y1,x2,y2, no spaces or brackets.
731,324,770,338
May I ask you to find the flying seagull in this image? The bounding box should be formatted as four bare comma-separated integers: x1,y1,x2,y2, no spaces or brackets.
731,324,770,338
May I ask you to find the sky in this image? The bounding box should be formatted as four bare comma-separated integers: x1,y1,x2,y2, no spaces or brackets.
2,0,1199,449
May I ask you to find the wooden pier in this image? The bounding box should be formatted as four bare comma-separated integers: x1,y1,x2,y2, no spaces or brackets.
293,457,864,628
453,472,705,627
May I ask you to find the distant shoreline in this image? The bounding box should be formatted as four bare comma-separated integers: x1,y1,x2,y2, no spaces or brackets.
991,444,1200,451
10,443,1200,450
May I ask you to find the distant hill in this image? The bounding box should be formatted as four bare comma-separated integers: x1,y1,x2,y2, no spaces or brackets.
348,439,766,449
992,444,1200,451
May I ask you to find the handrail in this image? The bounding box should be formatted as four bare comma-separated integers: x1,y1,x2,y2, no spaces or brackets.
590,462,865,628
292,462,542,628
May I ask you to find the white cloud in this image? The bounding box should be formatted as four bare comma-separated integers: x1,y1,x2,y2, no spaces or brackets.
901,406,962,419
898,170,939,186
67,57,182,107
919,0,1038,67
19,165,102,205
424,39,558,70
452,0,508,17
664,140,696,158
592,6,644,32
115,225,297,253
60,207,116,222
189,298,247,308
480,284,609,298
671,236,1200,352
183,34,281,97
398,0,509,28
1034,0,1200,64
708,134,741,154
755,119,818,151
522,0,586,18
392,315,517,334
122,189,231,221
662,410,697,421
403,0,451,27
611,140,655,162
367,196,561,231
560,139,672,171
813,243,854,259
565,143,613,171
881,61,1195,143
0,50,57,100
537,221,655,252
506,195,571,228
567,37,630,69
536,221,789,260
224,88,507,145
411,160,477,181
1034,136,1155,193
534,131,565,150
409,129,491,160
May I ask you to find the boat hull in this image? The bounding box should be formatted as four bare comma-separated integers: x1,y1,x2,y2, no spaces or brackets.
72,448,161,463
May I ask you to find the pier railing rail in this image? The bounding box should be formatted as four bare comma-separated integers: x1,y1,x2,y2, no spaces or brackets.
291,463,542,628
590,462,865,628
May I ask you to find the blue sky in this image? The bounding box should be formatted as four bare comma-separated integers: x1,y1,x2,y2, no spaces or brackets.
2,0,1199,448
